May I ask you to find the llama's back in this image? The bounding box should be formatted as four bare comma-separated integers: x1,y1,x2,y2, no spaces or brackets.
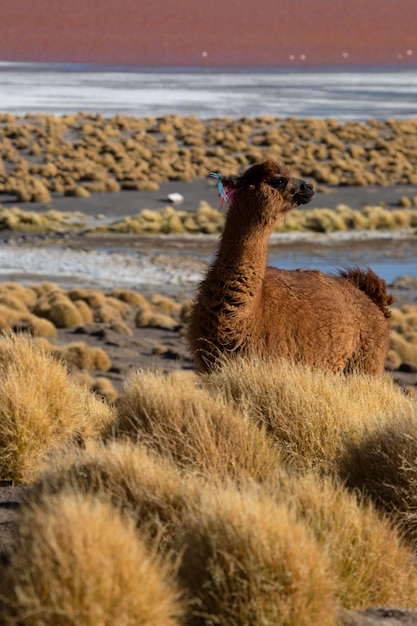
261,266,392,375
338,267,393,319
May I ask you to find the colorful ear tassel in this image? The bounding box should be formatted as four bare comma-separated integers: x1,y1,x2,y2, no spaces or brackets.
210,172,233,209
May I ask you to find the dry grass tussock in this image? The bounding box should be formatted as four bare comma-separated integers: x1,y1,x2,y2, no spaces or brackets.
338,409,417,548
0,492,183,626
115,369,282,483
0,207,86,231
388,304,417,368
32,443,337,626
203,355,417,474
2,347,417,622
0,333,115,482
3,114,417,204
7,396,417,623
176,483,337,626
86,202,417,236
31,440,202,543
265,473,417,610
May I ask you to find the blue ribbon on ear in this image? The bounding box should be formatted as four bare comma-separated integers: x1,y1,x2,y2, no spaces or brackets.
210,172,227,203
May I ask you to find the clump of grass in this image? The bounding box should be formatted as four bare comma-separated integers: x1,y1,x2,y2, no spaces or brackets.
94,301,125,323
0,492,183,626
176,483,337,626
135,306,179,330
0,282,37,307
115,369,282,483
0,333,115,482
388,306,417,367
273,204,417,234
150,293,183,315
32,442,336,626
0,207,86,232
90,376,119,403
268,473,417,609
111,287,148,306
31,440,202,543
390,330,417,364
203,356,417,474
0,293,30,314
33,292,85,328
338,409,417,548
67,288,106,308
59,341,112,371
12,312,58,338
73,298,94,323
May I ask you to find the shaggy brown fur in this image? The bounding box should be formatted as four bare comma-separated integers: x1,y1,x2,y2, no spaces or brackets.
188,160,393,374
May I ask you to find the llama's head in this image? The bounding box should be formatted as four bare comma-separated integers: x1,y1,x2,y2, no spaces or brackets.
221,160,315,225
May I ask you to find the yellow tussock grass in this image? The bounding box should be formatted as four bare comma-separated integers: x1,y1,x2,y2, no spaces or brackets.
0,282,37,307
150,293,183,315
0,334,115,482
135,308,179,330
176,483,337,626
390,330,417,364
33,294,84,328
94,302,124,323
338,405,417,548
60,341,111,371
0,493,183,626
18,314,58,338
111,287,148,306
203,356,417,474
91,376,119,403
73,298,94,323
0,293,30,314
32,440,202,543
268,473,417,609
116,369,282,483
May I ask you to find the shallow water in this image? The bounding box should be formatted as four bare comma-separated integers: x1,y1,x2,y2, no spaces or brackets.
1,63,417,120
0,233,415,301
268,234,417,285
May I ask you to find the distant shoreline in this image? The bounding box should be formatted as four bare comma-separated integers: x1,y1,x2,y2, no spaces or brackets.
1,61,417,73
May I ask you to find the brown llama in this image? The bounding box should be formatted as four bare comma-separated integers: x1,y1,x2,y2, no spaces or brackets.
188,160,393,375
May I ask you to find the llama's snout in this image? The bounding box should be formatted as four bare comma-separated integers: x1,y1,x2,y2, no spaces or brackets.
292,178,315,205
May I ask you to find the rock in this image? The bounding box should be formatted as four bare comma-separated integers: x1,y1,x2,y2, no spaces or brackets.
340,607,417,625
398,362,417,374
391,276,417,291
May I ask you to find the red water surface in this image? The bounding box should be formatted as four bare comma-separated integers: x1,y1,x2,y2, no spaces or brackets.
1,0,417,68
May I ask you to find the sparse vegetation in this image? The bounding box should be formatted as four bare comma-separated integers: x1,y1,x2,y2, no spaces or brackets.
2,114,417,204
0,342,416,623
84,201,417,236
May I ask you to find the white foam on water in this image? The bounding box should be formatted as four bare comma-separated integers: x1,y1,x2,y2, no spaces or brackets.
0,245,204,295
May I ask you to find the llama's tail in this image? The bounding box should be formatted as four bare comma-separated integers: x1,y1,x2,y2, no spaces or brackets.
339,266,393,318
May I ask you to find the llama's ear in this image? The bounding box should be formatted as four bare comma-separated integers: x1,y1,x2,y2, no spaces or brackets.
220,175,239,189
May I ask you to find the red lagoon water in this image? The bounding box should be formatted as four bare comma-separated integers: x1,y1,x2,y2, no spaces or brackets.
1,0,417,68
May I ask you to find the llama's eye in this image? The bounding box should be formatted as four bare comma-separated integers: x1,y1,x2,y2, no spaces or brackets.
270,177,287,190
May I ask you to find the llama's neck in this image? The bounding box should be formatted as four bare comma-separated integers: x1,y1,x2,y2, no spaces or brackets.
207,207,273,310
217,223,270,276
